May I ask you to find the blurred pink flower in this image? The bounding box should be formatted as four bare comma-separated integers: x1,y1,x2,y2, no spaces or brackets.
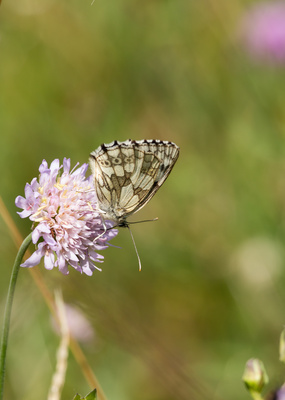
276,385,285,400
240,1,285,64
16,158,118,275
52,304,95,343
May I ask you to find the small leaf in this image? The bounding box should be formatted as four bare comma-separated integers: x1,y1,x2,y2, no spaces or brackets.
72,395,82,400
85,388,97,400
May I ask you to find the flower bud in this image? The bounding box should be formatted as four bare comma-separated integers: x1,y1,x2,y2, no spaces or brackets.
280,329,285,363
242,358,268,393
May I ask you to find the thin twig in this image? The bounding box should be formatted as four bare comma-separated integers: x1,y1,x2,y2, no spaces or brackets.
47,290,69,400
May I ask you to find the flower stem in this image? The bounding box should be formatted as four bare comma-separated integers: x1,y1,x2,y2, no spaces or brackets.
249,390,265,400
0,232,32,399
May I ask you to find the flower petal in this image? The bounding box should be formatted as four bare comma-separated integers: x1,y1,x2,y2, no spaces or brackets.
21,244,46,268
44,251,55,270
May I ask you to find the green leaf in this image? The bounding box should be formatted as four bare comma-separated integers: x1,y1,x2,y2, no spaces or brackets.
85,388,97,400
71,388,97,399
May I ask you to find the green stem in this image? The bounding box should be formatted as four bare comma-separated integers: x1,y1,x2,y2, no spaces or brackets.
249,390,265,400
0,233,33,399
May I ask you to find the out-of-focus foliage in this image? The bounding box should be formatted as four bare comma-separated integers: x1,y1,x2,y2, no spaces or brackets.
73,388,97,400
2,1,285,399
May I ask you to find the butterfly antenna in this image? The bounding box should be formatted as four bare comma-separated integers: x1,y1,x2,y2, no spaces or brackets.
127,217,158,225
106,218,158,231
127,225,142,271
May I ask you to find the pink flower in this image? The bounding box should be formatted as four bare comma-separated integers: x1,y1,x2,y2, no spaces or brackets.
15,158,117,275
240,1,285,64
52,304,95,343
277,386,285,400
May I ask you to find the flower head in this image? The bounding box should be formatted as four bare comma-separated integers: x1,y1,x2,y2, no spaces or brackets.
15,158,117,275
239,1,285,64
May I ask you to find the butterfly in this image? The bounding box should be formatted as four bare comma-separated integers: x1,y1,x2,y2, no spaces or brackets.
89,139,180,269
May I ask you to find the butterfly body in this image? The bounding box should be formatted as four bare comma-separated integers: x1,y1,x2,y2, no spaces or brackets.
89,139,179,227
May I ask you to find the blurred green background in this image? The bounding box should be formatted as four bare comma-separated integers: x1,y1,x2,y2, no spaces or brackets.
1,0,285,399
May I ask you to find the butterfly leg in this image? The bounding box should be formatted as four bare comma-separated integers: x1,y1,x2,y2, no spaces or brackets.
92,217,107,243
92,209,116,243
86,202,108,243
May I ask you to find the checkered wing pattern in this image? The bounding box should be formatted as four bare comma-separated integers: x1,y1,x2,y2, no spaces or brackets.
89,139,179,226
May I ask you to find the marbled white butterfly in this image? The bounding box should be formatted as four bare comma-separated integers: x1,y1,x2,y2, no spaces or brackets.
89,139,180,269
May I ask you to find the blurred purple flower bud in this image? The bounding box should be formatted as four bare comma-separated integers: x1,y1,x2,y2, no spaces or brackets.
276,385,285,400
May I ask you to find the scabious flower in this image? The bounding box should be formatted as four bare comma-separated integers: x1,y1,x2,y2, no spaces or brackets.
15,158,117,275
239,1,285,64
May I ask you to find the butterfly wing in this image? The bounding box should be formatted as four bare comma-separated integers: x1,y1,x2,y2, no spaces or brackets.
89,139,179,223
89,144,127,220
123,140,180,215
